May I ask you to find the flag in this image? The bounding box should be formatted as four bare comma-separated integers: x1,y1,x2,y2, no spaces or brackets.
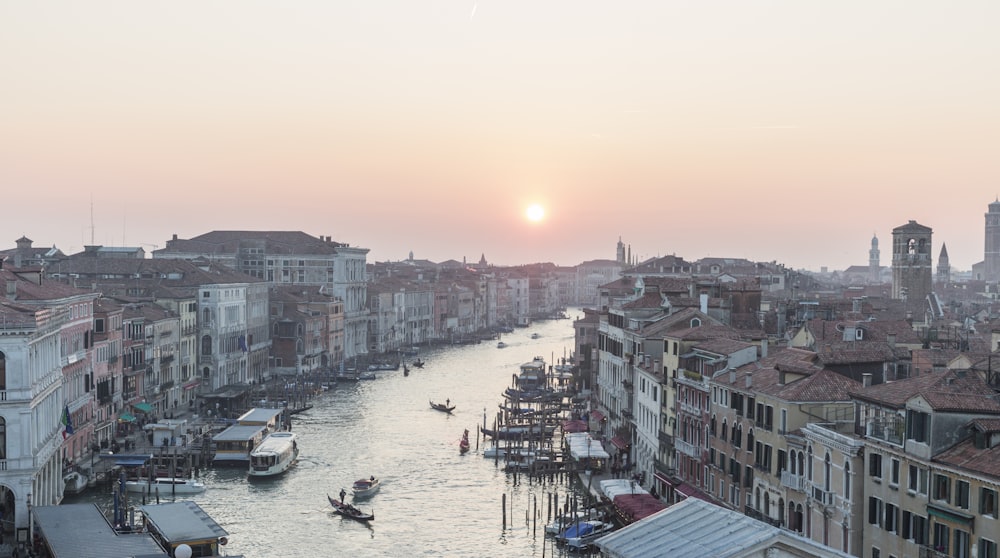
61,406,74,439
239,335,249,353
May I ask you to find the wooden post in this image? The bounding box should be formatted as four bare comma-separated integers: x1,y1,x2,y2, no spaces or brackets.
501,493,507,530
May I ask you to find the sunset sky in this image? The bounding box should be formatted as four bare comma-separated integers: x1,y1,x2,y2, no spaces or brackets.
2,2,998,271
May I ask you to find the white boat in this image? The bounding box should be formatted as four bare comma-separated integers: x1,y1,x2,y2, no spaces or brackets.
124,477,206,495
557,520,615,550
545,508,606,535
249,431,299,477
63,471,89,495
352,476,381,498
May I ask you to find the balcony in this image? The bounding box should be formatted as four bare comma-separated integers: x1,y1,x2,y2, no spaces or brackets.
675,438,701,459
811,485,835,507
918,546,950,558
780,471,807,492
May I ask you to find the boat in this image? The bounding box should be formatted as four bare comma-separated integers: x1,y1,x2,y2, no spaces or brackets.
63,471,88,495
288,405,313,415
531,333,540,339
430,400,455,413
248,432,299,477
403,363,410,376
327,494,374,521
497,341,507,349
545,508,607,535
412,359,425,368
459,429,470,454
557,520,616,550
401,346,419,357
352,476,381,498
124,477,206,495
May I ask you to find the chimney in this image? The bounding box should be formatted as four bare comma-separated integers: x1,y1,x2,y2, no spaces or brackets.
729,369,736,384
700,293,709,314
172,233,178,240
653,359,660,372
777,365,785,385
760,340,768,358
887,333,896,348
746,371,753,389
862,373,872,388
5,280,16,298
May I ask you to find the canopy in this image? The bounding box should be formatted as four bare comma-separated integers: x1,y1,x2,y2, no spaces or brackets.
133,402,154,413
119,412,137,423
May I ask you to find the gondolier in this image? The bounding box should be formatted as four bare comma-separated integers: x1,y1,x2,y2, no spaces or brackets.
340,488,346,502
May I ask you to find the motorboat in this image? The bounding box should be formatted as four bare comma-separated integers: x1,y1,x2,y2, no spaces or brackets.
248,432,299,477
124,477,206,495
557,520,615,550
328,494,374,521
352,476,381,498
63,471,89,495
545,508,607,535
497,341,507,348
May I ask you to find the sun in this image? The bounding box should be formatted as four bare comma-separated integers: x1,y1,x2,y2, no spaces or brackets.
525,204,545,223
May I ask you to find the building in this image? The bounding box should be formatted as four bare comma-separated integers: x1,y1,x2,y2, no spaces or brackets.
891,220,933,322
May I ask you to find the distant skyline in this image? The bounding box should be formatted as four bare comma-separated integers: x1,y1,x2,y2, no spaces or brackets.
2,2,998,271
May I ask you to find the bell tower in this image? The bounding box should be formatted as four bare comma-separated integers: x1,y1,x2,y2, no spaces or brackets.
985,199,1000,281
868,233,880,284
892,220,933,319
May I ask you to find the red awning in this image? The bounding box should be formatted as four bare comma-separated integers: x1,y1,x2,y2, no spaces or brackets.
654,471,675,486
611,436,629,450
562,419,589,433
589,410,605,422
675,482,713,502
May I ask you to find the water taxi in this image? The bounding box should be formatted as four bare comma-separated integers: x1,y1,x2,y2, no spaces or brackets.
125,477,206,495
248,432,299,477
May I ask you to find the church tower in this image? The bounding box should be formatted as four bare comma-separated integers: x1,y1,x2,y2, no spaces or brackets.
937,244,950,284
985,199,1000,281
868,234,880,284
616,237,626,265
892,220,933,319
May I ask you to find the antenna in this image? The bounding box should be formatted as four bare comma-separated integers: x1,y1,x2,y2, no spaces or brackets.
90,195,95,245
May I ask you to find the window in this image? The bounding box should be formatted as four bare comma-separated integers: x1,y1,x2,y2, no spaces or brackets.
869,453,883,479
890,458,900,486
956,480,971,509
747,396,755,420
845,461,852,499
934,522,950,552
934,474,951,503
982,487,998,517
872,548,880,558
980,539,997,558
909,465,928,495
885,503,898,533
954,529,970,558
868,497,880,526
907,410,930,443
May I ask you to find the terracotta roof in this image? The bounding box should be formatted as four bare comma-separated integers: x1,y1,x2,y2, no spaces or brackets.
934,437,1000,478
774,369,862,402
851,370,1000,413
970,418,1000,434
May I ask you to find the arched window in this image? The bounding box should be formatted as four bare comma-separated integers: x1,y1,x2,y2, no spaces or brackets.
201,335,213,356
794,503,804,533
710,415,717,437
296,339,304,354
747,429,755,455
778,498,785,526
844,461,852,499
690,318,702,328
0,350,6,391
807,447,813,481
755,487,762,510
734,424,743,448
297,323,304,336
798,451,805,477
789,450,797,475
721,419,728,441
824,452,832,491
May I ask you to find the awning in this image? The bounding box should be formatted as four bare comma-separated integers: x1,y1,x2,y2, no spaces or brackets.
654,471,675,486
133,402,154,413
119,412,137,423
589,410,605,422
183,380,201,391
675,482,713,502
611,436,629,450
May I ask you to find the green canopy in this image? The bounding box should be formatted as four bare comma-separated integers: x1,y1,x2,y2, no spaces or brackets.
119,412,136,423
133,402,154,413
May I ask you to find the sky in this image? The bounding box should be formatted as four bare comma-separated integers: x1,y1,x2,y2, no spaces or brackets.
2,1,998,272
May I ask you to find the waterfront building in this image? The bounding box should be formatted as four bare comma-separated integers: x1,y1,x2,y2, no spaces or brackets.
91,298,124,449
269,285,344,375
155,231,370,359
0,263,97,534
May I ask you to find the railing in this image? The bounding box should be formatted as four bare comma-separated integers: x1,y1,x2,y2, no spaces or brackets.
781,471,807,492
675,439,701,459
679,401,700,416
919,546,950,558
812,485,835,506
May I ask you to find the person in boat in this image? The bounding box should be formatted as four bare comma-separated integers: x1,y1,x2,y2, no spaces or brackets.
340,488,346,502
446,398,450,407
370,475,375,482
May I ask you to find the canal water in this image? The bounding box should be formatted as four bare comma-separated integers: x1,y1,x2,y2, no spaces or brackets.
69,313,595,557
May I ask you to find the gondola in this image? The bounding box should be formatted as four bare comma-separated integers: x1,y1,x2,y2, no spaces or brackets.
328,494,375,521
430,400,455,413
459,429,470,454
412,359,425,368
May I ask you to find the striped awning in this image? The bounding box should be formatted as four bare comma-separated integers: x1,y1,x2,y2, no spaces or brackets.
589,410,605,422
